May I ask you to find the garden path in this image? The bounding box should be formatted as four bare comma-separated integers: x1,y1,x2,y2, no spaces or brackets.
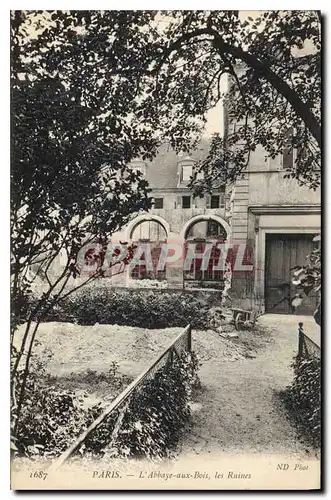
178,314,320,458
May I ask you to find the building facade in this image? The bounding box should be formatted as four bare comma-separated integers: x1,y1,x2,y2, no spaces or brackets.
109,137,320,315
229,144,320,315
110,140,232,290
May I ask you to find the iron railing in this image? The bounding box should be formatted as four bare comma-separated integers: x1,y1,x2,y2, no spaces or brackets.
298,322,320,359
49,324,192,470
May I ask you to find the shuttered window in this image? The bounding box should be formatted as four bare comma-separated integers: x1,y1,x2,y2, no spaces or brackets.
211,195,220,208
283,127,294,169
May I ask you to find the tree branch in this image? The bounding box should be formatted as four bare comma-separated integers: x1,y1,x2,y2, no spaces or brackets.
156,26,321,148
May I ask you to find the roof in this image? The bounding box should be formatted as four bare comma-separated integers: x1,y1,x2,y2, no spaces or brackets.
144,139,211,189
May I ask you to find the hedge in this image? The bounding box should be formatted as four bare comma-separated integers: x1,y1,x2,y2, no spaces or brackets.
13,350,200,461
281,355,321,448
82,350,201,460
33,285,215,329
13,360,130,458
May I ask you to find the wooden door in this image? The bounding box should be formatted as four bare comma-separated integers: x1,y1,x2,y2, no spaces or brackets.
265,233,318,315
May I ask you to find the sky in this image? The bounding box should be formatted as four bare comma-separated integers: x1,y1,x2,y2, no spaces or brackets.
204,93,226,137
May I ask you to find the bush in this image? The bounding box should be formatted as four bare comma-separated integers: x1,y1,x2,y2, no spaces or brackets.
281,355,321,448
13,351,200,461
35,285,213,329
12,362,104,458
81,350,200,460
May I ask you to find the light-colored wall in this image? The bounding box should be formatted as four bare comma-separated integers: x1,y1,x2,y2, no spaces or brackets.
150,191,208,211
149,207,227,235
247,145,320,206
248,171,320,206
228,142,321,311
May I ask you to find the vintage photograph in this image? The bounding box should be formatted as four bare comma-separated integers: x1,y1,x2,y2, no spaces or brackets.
10,10,321,490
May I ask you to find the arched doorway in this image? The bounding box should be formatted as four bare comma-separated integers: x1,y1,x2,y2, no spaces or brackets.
181,216,229,285
181,214,230,241
128,215,169,281
130,219,167,242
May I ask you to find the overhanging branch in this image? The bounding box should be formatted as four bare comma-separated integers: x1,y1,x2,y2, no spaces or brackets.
157,27,321,148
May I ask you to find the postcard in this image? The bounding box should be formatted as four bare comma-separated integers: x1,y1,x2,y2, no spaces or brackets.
10,9,321,491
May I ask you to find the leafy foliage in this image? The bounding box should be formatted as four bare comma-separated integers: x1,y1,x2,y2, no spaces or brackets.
291,234,321,322
10,10,184,437
30,286,212,329
149,11,321,190
13,10,321,194
81,350,200,460
281,355,321,448
12,359,128,458
10,11,148,435
11,9,321,444
13,351,200,461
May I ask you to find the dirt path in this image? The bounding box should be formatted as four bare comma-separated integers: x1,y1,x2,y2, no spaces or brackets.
179,315,319,458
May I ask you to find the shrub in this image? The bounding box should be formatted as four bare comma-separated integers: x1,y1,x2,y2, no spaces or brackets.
35,285,213,329
13,351,200,462
81,350,200,460
12,360,126,459
281,355,321,448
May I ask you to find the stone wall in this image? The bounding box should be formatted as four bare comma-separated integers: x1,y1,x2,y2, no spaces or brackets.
228,150,321,313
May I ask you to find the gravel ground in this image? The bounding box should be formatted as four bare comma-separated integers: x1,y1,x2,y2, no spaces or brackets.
14,322,183,379
178,316,320,459
14,322,184,408
14,317,319,460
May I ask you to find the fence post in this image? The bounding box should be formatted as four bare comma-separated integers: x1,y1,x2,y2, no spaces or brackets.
298,322,304,358
169,347,174,367
187,324,192,352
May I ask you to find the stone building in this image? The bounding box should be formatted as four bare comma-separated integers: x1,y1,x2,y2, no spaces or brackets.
109,134,320,315
228,144,320,315
78,66,320,315
109,140,232,291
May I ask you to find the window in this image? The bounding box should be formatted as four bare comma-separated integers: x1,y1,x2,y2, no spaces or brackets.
207,190,225,209
231,123,242,135
211,195,220,209
228,122,247,146
282,127,294,169
181,165,193,182
131,245,166,281
131,220,167,242
153,198,163,209
182,196,191,209
183,242,224,282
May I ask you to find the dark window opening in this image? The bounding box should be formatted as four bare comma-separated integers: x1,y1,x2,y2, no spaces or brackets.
207,221,227,239
153,198,164,209
183,242,225,282
211,195,220,209
131,245,166,281
182,196,191,209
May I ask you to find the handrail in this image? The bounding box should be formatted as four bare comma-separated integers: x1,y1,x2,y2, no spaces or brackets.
49,324,191,471
302,332,320,351
298,322,320,358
